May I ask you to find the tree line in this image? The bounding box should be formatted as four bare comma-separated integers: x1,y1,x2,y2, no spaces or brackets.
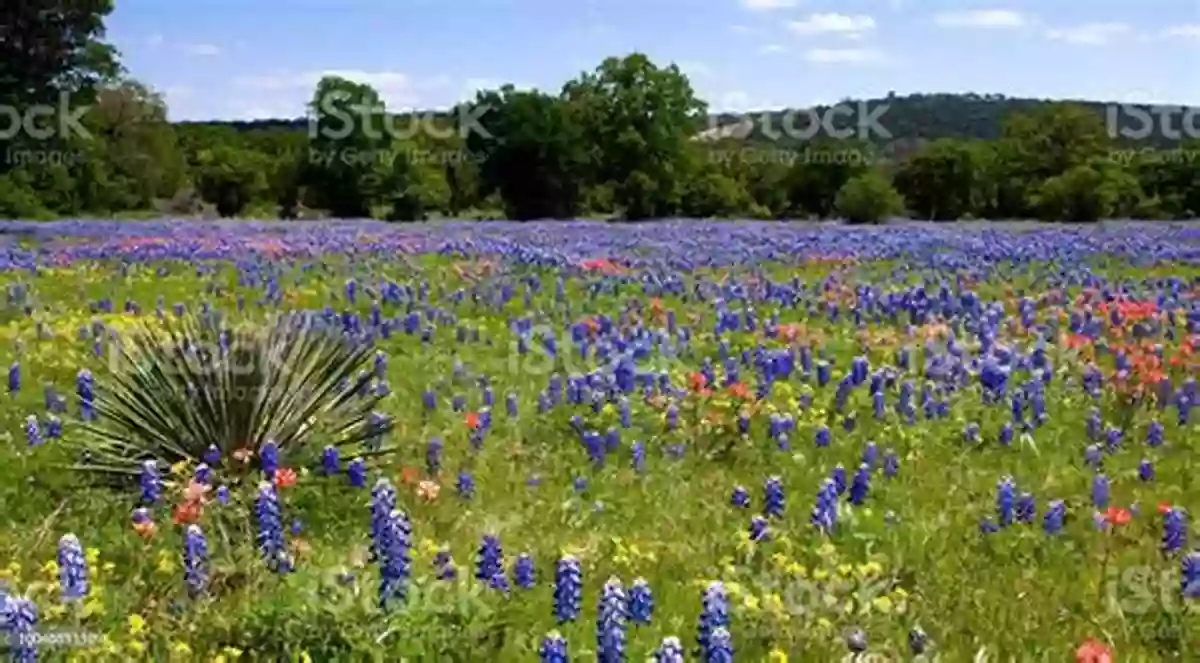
2,1,1198,223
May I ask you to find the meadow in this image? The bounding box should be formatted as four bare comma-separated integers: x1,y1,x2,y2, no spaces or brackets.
0,219,1197,662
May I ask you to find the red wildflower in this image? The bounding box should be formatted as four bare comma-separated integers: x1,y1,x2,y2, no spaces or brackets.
1104,507,1132,526
1158,502,1174,515
273,467,297,488
172,500,202,525
728,382,750,400
465,411,481,430
400,466,420,486
1076,638,1113,663
688,372,708,392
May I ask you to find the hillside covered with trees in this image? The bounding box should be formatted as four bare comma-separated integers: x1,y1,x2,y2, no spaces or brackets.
2,1,1198,223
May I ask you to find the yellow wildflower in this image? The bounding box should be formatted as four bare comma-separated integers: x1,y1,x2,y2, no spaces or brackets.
768,648,789,663
871,595,894,614
170,460,189,475
817,542,837,558
85,547,100,566
763,593,786,616
102,562,115,574
816,617,833,631
857,561,883,578
742,594,760,612
42,560,59,578
786,562,807,578
770,553,790,570
128,641,146,655
82,596,105,617
171,641,192,656
128,615,146,637
300,651,313,663
813,568,829,581
837,564,853,577
156,550,177,574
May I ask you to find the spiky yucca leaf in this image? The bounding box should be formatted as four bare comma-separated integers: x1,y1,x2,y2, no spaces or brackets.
70,312,395,480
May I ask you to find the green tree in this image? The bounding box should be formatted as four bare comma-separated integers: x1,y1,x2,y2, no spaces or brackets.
784,140,871,218
563,54,706,220
304,76,389,218
467,86,587,220
834,169,904,224
1029,162,1135,222
193,145,269,217
894,139,986,220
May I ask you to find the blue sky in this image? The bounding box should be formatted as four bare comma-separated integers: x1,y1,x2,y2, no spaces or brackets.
104,0,1200,121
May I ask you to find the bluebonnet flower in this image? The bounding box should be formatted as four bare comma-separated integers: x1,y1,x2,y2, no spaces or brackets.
749,515,770,542
730,485,750,508
203,445,221,466
763,476,785,518
996,476,1015,527
862,441,878,469
255,482,291,573
216,486,229,505
573,476,588,493
24,415,40,446
194,463,212,485
539,631,570,663
832,464,847,495
850,463,871,505
1084,444,1103,468
506,392,519,418
554,555,583,623
76,368,95,420
183,524,209,597
57,533,89,600
655,636,685,663
377,509,412,607
140,460,161,504
979,518,1000,534
632,440,646,473
962,423,980,444
45,415,61,439
348,458,366,488
883,449,899,478
596,577,628,663
8,361,19,393
999,422,1014,446
321,446,340,475
476,534,504,587
370,479,398,561
1092,474,1110,509
705,627,734,663
4,595,37,663
1163,508,1188,555
811,479,838,533
434,547,458,580
1044,500,1066,535
1146,420,1164,446
629,578,653,624
424,437,442,475
1183,552,1200,598
514,553,536,589
1139,458,1155,482
455,471,475,500
697,581,730,661
260,440,279,477
1016,492,1036,524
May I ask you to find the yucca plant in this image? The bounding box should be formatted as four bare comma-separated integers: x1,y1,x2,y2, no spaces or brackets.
69,312,395,483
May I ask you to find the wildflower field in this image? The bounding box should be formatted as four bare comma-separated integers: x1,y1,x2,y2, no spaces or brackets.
0,220,1198,662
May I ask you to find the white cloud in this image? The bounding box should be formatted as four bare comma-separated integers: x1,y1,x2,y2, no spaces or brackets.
804,48,886,64
934,10,1027,29
1046,22,1130,45
1163,24,1200,39
759,44,787,54
788,13,876,37
180,43,221,56
740,0,798,10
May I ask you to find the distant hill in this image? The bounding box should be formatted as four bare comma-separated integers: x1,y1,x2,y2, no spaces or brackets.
177,92,1194,150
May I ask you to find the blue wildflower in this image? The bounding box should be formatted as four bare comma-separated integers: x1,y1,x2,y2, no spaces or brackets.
696,581,730,659
1092,474,1110,509
348,458,366,488
554,555,583,623
749,515,770,542
57,533,89,600
763,476,785,518
4,595,37,663
849,463,871,505
321,446,340,475
1044,500,1066,535
996,476,1015,527
730,485,750,508
1163,508,1188,555
1139,458,1155,482
629,578,653,624
1016,492,1036,524
596,577,628,663
539,631,570,663
255,482,291,573
139,460,161,504
457,471,475,500
24,415,40,446
183,524,209,597
514,553,536,589
655,636,685,663
883,449,899,478
705,627,734,663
